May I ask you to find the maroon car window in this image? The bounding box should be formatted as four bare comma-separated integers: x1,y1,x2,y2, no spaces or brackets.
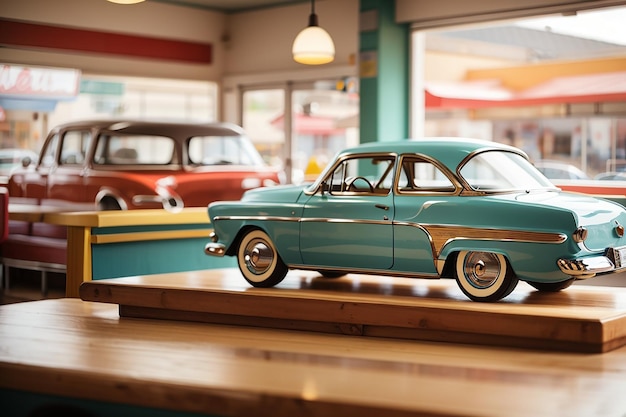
39,133,59,168
188,135,265,166
60,130,91,166
94,134,175,165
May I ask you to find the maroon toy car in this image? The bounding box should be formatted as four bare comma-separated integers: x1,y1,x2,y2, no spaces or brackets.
8,119,283,211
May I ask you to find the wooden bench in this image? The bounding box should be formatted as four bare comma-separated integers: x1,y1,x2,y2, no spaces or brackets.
1,199,235,298
1,217,67,295
0,193,68,295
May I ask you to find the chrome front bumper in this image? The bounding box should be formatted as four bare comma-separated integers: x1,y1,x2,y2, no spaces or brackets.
204,242,226,257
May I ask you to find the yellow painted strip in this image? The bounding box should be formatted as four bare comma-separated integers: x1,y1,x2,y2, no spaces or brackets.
91,229,212,244
45,207,210,227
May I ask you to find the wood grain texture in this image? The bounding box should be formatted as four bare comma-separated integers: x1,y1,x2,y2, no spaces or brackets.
1,298,626,417
79,269,626,353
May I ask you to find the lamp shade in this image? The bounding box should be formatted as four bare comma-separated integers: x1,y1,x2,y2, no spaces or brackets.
292,25,335,65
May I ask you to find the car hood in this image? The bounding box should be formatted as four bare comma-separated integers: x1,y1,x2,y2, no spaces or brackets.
241,184,307,203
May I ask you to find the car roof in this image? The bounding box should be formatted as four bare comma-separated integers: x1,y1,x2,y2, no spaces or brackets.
50,119,246,138
338,137,525,169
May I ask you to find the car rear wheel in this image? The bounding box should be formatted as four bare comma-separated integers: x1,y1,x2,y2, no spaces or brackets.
527,278,575,292
455,251,518,302
237,229,287,288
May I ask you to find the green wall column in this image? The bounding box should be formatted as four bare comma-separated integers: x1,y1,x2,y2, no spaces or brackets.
359,0,410,144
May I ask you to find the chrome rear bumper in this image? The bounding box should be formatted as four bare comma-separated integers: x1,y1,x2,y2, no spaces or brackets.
557,256,616,279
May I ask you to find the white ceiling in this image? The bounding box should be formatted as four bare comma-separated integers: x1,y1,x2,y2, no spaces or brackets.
150,0,307,13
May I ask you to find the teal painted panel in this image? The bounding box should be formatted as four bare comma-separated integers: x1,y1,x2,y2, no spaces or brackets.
1,388,217,417
358,0,409,145
91,237,235,280
92,223,211,235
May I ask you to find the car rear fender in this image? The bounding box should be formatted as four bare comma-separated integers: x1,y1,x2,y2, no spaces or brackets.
438,240,571,282
437,243,510,278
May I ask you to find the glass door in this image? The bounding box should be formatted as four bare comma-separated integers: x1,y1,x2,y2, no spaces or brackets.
242,79,359,185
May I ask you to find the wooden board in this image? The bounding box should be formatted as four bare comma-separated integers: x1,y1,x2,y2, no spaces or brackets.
79,269,626,353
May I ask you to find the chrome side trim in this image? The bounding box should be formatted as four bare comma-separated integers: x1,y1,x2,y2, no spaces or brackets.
213,215,299,222
213,216,567,254
394,221,567,259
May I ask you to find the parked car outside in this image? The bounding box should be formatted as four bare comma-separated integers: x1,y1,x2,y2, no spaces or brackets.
204,138,626,302
8,119,283,211
534,160,590,180
595,172,626,181
0,148,38,184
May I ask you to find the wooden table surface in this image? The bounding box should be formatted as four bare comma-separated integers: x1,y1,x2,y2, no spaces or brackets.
1,296,626,417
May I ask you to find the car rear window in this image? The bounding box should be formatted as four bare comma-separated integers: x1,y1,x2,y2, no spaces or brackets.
187,135,265,166
93,135,175,165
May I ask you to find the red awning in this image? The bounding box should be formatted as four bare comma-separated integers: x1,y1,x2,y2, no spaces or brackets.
271,113,345,135
425,71,626,109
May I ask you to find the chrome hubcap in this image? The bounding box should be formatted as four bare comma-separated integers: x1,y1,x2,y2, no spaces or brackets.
464,252,501,289
243,239,273,275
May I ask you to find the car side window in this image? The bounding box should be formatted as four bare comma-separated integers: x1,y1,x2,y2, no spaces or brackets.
397,156,456,193
325,155,395,195
59,130,91,166
187,135,265,167
94,135,175,165
39,134,59,168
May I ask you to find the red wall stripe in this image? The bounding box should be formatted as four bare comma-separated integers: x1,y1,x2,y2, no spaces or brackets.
0,18,212,64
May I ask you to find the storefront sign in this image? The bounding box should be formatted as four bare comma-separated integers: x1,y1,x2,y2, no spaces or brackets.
0,64,80,99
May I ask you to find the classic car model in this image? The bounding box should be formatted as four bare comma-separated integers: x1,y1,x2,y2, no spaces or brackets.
8,119,282,211
204,138,626,302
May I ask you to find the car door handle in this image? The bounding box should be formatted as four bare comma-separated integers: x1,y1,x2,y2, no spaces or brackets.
375,204,389,211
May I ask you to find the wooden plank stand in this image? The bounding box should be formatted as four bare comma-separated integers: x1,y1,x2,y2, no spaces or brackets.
79,269,626,353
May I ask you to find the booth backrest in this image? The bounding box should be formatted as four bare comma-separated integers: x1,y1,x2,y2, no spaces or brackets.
0,187,7,243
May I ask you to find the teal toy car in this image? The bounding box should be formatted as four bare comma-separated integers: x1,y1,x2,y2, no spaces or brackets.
205,138,626,302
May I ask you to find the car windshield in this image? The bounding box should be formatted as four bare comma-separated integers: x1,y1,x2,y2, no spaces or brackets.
459,150,555,191
188,134,265,166
94,134,175,165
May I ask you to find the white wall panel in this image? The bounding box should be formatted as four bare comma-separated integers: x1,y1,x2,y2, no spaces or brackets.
1,0,225,80
396,0,626,29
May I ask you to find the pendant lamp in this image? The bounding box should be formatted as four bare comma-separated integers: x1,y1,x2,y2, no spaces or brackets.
292,0,335,65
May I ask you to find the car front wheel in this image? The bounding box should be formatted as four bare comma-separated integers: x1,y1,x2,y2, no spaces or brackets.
237,229,287,288
455,251,518,302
